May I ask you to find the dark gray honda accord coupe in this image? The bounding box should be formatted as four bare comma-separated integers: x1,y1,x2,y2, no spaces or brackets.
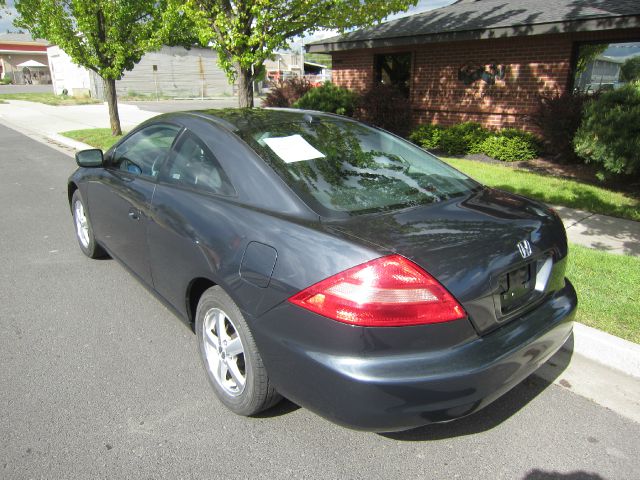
68,108,576,431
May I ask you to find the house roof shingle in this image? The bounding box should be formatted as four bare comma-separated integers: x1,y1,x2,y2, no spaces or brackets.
0,32,48,45
307,0,640,52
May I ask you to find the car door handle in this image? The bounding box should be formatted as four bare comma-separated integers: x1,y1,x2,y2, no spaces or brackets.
128,208,141,220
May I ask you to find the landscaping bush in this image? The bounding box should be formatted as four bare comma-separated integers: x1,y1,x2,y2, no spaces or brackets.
0,77,12,85
479,134,539,161
409,122,540,161
354,84,412,136
294,82,357,116
471,127,540,161
263,77,313,108
409,123,444,150
438,128,468,155
574,82,640,176
439,122,490,155
532,92,593,162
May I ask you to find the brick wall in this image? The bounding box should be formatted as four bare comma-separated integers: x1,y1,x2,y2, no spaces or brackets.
330,29,640,133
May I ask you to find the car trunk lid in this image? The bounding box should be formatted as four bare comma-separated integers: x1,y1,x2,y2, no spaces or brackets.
324,187,568,335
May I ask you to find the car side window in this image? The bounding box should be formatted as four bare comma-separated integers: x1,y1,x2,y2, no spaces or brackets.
162,133,235,196
111,124,181,178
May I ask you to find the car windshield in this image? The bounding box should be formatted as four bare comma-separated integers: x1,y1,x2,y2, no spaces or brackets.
241,117,478,216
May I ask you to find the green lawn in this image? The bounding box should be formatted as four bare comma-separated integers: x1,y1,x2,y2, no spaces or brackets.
62,128,126,151
0,93,100,106
444,157,640,222
567,244,640,343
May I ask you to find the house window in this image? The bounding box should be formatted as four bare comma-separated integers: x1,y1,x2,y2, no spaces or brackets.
374,52,411,97
573,41,640,93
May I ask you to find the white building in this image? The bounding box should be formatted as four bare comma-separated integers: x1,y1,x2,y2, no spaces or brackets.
47,45,234,99
47,45,97,96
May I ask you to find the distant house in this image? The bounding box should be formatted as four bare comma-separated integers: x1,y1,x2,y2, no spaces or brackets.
307,0,640,133
264,51,331,85
0,32,52,85
575,55,625,93
265,51,304,82
303,61,331,85
47,45,234,99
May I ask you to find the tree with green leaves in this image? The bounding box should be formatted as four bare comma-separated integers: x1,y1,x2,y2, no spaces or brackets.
620,56,640,83
164,0,416,108
15,0,168,135
575,43,609,74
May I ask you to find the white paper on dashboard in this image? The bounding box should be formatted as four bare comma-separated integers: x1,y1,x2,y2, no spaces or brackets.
263,134,326,163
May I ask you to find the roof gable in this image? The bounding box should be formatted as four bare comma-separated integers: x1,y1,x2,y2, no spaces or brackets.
308,0,640,52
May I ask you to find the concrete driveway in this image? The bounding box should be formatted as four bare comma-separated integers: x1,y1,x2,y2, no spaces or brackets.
1,122,639,479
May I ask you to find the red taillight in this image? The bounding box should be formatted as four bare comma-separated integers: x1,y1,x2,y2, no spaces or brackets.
288,254,466,327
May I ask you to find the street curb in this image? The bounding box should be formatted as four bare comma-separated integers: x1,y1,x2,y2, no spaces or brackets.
571,322,640,379
46,133,94,153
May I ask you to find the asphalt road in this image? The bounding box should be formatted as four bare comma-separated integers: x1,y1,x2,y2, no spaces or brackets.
1,123,639,479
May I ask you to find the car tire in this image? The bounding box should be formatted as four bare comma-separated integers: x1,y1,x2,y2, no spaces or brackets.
196,286,281,416
71,190,106,259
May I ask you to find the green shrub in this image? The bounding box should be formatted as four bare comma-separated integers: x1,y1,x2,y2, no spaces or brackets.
499,128,542,148
0,77,12,85
574,82,640,176
439,128,468,155
479,135,539,161
294,82,357,116
438,122,490,155
409,122,539,161
409,124,444,150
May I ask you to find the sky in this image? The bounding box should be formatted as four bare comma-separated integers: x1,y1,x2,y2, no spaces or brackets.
0,0,456,36
0,0,18,33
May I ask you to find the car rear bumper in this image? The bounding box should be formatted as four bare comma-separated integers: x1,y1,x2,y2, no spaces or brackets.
252,280,577,432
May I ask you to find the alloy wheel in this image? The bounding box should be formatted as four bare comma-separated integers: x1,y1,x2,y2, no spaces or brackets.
202,308,246,396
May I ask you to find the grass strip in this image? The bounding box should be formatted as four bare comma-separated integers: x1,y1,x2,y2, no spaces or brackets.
0,93,100,106
567,244,639,343
61,128,125,151
443,157,639,222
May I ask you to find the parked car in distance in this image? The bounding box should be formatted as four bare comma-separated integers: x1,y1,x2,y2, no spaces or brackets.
68,108,577,432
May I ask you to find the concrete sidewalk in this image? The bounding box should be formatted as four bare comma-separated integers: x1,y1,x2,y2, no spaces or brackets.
554,206,640,257
0,99,158,136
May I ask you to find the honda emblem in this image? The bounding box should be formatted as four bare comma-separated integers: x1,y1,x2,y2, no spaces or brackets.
517,240,532,259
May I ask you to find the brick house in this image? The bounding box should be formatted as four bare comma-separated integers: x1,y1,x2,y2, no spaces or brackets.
306,0,640,133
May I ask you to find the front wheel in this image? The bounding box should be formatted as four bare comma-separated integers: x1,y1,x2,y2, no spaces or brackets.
196,286,281,415
71,190,106,259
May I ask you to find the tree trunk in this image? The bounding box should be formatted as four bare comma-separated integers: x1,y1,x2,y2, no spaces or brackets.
237,65,254,108
103,77,122,136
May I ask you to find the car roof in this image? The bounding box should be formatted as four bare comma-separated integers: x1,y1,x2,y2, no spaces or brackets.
177,108,349,134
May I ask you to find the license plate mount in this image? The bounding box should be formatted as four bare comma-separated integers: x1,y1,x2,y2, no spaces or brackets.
497,262,535,315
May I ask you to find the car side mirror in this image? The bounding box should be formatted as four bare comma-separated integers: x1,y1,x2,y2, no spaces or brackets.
75,149,103,168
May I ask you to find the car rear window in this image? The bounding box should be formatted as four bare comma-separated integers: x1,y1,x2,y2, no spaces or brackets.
241,118,478,215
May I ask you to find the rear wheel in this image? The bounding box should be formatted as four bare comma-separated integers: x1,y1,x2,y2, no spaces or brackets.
71,190,106,259
195,286,281,415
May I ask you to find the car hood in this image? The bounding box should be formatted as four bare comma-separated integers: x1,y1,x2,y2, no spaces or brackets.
324,187,568,334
